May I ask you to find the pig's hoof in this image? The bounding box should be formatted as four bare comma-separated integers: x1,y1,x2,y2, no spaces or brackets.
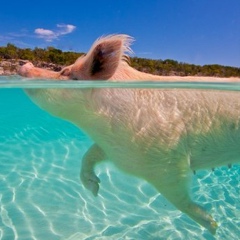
80,171,100,196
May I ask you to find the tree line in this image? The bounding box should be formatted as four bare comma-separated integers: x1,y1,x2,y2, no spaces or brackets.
131,58,240,77
0,43,82,66
1,43,240,77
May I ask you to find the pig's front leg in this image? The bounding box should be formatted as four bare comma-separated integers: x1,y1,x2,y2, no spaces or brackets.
80,144,106,196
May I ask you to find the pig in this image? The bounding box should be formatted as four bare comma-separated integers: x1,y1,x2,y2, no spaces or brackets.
18,34,240,234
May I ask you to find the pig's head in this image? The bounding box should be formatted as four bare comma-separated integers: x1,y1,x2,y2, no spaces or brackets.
18,62,70,80
18,35,133,81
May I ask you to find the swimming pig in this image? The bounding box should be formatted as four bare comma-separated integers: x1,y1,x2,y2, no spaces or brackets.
18,35,240,234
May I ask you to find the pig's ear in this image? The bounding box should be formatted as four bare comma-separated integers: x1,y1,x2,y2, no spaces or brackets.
84,35,133,80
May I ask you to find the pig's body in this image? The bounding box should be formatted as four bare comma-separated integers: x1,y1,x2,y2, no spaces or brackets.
19,35,240,234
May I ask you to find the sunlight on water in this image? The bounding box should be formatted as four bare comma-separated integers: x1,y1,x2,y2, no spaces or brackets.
0,76,239,240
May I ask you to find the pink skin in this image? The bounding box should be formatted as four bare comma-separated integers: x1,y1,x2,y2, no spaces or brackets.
18,35,240,234
18,35,240,82
18,62,70,80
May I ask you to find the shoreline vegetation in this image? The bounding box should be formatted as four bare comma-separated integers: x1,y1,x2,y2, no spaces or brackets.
0,43,240,78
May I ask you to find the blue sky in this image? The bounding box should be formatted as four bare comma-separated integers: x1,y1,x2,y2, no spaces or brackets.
0,0,239,67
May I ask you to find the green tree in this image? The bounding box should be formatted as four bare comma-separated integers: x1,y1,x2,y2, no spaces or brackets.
18,48,35,61
2,43,18,59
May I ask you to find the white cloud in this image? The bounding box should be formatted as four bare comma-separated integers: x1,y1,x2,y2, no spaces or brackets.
57,24,76,34
34,24,76,42
0,35,13,42
35,28,55,36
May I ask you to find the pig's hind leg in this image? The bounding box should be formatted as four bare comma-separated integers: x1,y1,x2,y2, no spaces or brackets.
80,144,106,196
151,157,218,234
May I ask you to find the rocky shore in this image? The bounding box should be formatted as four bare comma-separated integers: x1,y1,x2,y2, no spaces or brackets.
0,59,63,76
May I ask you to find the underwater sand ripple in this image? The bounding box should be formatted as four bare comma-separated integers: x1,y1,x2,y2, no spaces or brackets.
1,129,240,240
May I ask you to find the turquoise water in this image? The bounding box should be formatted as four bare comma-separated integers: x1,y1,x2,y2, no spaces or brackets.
0,76,240,240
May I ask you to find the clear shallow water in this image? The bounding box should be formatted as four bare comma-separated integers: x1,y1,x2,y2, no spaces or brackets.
0,76,239,240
